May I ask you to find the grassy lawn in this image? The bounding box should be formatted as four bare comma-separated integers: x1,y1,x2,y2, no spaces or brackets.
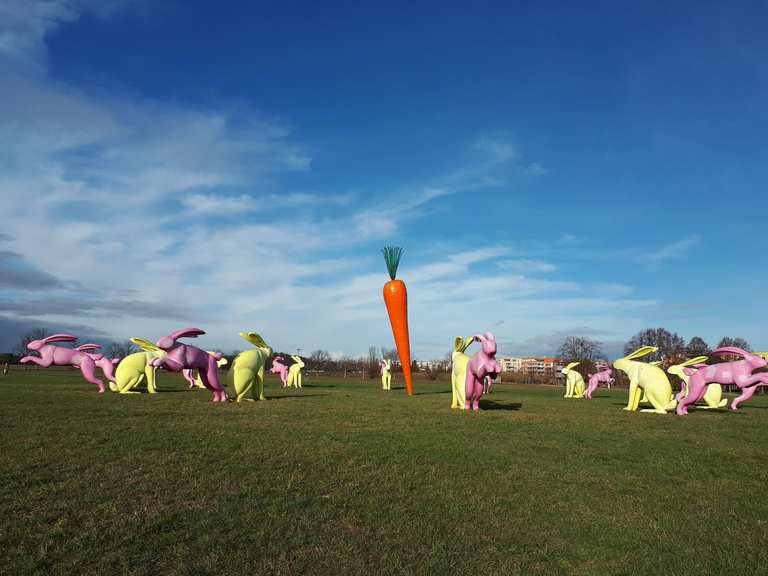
1,370,767,575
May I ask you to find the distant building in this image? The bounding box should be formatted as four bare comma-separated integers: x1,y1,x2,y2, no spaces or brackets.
498,356,564,373
498,357,524,372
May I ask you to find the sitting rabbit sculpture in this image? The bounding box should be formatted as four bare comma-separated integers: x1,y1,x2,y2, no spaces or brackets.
465,332,501,410
20,334,106,393
270,356,290,387
287,355,305,388
613,346,676,414
585,366,613,399
677,347,768,415
562,362,586,398
228,332,272,402
110,337,164,394
451,336,475,409
667,356,727,410
380,358,392,390
150,328,229,402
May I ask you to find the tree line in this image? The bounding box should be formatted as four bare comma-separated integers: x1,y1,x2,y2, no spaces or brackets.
7,327,755,382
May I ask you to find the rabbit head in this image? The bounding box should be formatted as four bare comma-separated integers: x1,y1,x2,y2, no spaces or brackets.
27,333,77,351
613,346,657,377
711,347,767,369
474,332,497,356
561,361,580,375
156,327,205,350
667,356,708,378
239,331,271,351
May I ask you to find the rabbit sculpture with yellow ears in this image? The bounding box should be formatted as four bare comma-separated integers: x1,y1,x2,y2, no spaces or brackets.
613,347,677,414
562,362,585,398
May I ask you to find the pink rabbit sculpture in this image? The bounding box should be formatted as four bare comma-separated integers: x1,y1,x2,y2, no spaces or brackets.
150,328,228,402
465,332,502,410
71,343,119,383
586,367,613,399
20,334,106,393
270,356,290,387
677,347,768,415
182,368,199,388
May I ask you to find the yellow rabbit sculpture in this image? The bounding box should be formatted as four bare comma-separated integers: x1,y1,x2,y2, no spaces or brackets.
562,362,585,398
451,336,475,409
667,356,728,409
110,338,164,394
614,346,676,414
287,355,305,388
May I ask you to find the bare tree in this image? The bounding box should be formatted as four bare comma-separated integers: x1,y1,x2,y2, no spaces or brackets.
717,336,751,351
105,340,138,359
624,328,685,363
366,346,379,379
309,349,332,371
13,328,49,358
686,336,710,357
558,336,603,362
381,347,398,364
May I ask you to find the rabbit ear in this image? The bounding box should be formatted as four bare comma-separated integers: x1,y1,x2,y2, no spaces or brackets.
462,336,476,352
677,356,709,368
712,346,749,358
484,332,495,341
130,338,162,353
473,334,487,343
454,337,465,352
239,332,268,348
43,333,77,344
624,346,657,361
168,327,205,341
565,361,580,371
76,343,101,352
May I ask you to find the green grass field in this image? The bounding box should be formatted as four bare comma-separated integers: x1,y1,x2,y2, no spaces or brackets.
2,370,768,575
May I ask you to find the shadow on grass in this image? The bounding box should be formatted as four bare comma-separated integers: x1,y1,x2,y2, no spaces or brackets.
479,400,522,411
267,394,329,400
414,390,450,396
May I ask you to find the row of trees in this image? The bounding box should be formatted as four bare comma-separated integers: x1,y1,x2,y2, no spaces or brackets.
557,330,753,366
9,327,755,381
8,330,424,380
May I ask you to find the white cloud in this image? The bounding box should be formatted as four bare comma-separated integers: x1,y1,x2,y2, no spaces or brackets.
473,136,517,163
524,162,548,176
264,192,354,206
181,193,257,215
497,259,556,273
0,1,659,360
640,234,702,263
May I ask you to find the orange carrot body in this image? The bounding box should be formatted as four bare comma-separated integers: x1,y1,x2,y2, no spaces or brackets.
383,278,413,395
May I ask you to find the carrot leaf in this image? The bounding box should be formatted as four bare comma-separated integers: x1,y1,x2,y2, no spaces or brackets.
382,246,403,280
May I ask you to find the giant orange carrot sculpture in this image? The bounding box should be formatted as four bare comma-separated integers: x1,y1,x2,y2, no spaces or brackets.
382,246,414,395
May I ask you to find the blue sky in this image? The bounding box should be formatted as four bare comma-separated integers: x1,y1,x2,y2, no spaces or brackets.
1,0,766,359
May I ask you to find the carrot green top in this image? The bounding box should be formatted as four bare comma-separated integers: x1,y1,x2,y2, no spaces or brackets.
382,246,403,280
